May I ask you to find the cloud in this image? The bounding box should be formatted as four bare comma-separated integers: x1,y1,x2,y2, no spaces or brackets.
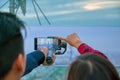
19,9,81,19
19,1,85,18
84,4,102,10
18,0,120,20
57,1,85,8
57,1,120,11
83,1,120,11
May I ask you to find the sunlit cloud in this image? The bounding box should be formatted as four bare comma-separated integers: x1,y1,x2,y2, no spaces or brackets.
0,0,120,26
19,0,120,19
55,1,120,14
84,1,120,11
57,1,85,8
84,4,102,10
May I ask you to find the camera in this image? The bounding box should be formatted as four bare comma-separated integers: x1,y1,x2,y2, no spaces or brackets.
34,37,67,64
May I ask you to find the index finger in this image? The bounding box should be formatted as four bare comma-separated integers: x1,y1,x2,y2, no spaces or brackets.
55,36,67,42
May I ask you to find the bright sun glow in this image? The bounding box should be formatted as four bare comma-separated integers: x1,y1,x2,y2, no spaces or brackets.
84,4,102,10
84,1,120,11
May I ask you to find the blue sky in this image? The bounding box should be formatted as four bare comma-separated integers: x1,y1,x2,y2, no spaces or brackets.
0,0,120,26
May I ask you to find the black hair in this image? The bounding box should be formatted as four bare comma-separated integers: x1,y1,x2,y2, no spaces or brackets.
0,12,26,79
67,53,120,80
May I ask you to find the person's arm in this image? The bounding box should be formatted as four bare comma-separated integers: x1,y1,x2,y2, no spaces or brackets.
24,46,56,76
78,43,107,59
56,33,107,59
24,50,45,75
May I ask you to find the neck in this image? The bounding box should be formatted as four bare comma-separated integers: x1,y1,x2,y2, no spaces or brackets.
3,69,21,80
4,76,19,80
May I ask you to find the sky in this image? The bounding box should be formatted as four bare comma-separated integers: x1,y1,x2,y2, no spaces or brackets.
0,0,120,26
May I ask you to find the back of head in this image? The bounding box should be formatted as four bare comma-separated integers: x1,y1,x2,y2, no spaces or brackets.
67,54,119,80
0,12,25,79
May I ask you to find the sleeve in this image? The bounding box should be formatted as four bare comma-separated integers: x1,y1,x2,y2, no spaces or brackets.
23,50,45,75
78,43,107,59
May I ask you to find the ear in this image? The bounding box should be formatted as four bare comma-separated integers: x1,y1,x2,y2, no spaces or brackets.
14,54,25,73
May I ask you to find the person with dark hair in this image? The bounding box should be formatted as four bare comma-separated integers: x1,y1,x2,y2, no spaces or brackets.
0,12,55,80
56,33,120,80
68,54,119,80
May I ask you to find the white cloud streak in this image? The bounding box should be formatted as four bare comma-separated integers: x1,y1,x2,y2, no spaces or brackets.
84,1,120,11
19,10,81,18
19,1,120,19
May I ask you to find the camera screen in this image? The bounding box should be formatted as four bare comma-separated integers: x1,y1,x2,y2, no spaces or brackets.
34,37,59,50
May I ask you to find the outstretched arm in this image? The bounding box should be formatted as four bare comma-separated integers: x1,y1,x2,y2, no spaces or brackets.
24,50,45,75
78,43,107,59
56,33,107,59
24,47,56,76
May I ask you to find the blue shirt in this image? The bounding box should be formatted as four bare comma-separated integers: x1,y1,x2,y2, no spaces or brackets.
24,50,45,75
